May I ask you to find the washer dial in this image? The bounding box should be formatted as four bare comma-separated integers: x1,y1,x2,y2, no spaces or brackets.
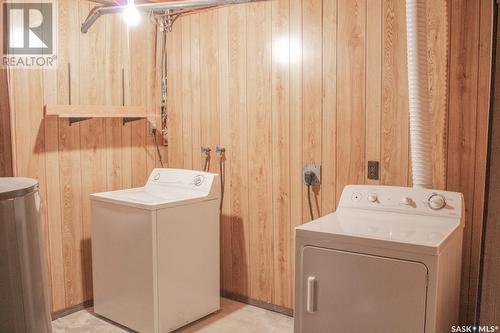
193,175,205,187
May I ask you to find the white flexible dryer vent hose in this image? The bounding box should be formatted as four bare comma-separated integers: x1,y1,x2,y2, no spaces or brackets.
406,0,432,188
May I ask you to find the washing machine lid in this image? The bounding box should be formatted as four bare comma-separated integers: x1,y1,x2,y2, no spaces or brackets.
0,177,38,200
296,185,464,255
90,168,219,210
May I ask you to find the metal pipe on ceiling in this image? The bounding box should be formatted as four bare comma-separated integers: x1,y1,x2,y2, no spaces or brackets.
89,0,119,5
81,0,268,33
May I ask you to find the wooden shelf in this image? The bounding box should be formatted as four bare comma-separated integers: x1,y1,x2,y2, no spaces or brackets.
44,104,148,125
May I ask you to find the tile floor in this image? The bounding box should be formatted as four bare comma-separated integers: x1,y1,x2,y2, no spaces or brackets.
52,298,294,333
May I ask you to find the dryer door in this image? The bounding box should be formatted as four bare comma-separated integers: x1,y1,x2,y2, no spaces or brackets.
298,246,428,333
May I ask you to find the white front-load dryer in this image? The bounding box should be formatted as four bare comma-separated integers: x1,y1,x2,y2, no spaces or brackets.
294,185,464,333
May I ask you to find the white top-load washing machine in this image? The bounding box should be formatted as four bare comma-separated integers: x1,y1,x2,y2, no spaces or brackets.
295,185,464,333
90,168,220,333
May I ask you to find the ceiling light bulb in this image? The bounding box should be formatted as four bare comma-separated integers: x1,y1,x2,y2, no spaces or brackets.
122,0,141,26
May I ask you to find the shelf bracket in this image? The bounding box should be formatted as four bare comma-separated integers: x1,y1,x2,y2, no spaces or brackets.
69,117,92,126
123,117,143,125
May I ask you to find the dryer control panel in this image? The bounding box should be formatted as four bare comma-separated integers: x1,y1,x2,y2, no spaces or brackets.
339,185,463,219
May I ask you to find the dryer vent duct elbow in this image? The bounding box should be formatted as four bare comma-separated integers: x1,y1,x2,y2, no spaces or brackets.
406,0,433,188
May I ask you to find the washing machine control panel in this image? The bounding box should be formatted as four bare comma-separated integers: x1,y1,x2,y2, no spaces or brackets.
146,168,217,196
339,185,463,218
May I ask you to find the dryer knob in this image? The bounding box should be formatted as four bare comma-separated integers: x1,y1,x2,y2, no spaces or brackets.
428,194,446,210
367,194,378,203
401,197,412,205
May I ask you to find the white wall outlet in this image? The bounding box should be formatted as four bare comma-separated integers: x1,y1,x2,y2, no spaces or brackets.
148,120,157,134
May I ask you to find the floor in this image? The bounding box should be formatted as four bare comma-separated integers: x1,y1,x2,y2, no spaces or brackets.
52,298,294,333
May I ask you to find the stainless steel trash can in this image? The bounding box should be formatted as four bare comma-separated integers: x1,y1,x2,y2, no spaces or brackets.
0,178,52,333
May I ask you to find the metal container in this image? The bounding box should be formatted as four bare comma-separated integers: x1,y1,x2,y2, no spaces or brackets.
0,178,52,333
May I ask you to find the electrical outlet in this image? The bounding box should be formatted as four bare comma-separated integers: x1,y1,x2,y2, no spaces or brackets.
148,120,157,135
303,165,321,186
368,161,379,180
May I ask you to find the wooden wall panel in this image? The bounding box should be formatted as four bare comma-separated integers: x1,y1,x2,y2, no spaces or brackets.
365,0,382,185
79,1,107,301
58,117,85,307
271,0,291,308
58,0,84,307
0,69,12,177
381,0,409,186
182,18,194,169
145,24,160,176
227,6,249,297
6,0,159,312
166,0,489,317
321,0,337,216
0,2,11,177
3,0,491,319
166,21,184,168
479,2,500,322
336,0,366,201
447,1,486,322
470,0,494,323
128,23,151,187
217,7,232,292
247,1,273,303
189,15,202,171
42,67,65,310
104,15,125,190
427,0,449,189
302,0,322,220
200,11,220,174
288,0,303,307
121,23,134,191
447,0,490,323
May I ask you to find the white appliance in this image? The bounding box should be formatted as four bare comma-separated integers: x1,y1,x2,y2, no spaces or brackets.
90,168,220,333
0,178,52,333
294,185,464,333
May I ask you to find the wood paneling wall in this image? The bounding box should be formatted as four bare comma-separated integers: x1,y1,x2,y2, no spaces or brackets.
448,0,493,323
165,0,452,309
2,0,492,321
5,0,163,312
479,5,500,323
0,68,12,176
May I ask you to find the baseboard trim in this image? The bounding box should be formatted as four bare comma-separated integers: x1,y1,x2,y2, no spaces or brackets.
51,292,294,321
220,290,294,317
51,300,94,320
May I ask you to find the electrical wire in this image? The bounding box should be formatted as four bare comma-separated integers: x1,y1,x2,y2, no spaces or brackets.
307,184,314,221
203,156,209,172
203,152,210,172
218,151,225,211
160,24,169,145
152,11,175,146
153,131,165,168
